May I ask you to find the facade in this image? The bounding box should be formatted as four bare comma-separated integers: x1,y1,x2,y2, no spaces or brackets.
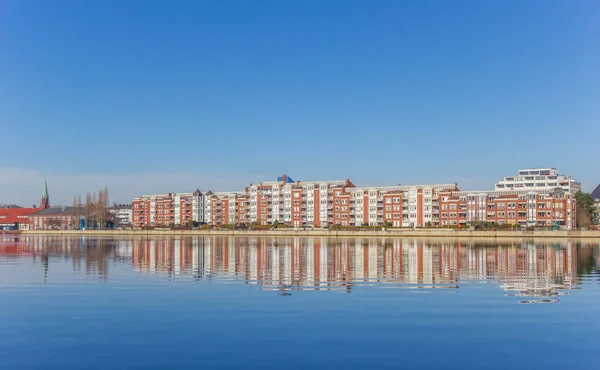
130,170,579,229
109,204,133,227
132,190,203,228
439,188,575,228
495,168,581,193
30,206,85,230
130,174,457,228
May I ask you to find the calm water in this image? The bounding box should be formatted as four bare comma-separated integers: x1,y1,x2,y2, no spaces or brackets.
1,236,599,370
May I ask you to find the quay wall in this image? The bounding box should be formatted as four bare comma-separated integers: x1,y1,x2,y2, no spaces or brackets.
20,229,600,239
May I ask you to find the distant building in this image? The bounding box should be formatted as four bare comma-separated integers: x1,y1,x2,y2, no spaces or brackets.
495,168,581,193
592,185,600,205
0,207,41,230
592,185,600,220
30,206,85,230
109,204,132,227
0,181,51,230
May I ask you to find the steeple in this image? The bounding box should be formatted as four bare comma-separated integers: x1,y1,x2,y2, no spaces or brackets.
41,180,50,209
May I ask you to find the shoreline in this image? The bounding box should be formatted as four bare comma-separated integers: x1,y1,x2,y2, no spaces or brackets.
16,229,600,239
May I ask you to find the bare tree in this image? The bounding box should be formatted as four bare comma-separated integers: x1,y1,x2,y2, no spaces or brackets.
85,192,94,229
97,189,105,229
71,196,79,229
96,186,110,229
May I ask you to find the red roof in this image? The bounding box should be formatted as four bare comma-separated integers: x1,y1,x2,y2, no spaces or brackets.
0,207,42,225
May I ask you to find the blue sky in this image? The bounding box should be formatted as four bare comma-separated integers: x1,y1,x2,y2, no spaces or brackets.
1,0,598,205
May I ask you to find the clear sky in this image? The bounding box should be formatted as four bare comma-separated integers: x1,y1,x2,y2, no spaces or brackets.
1,0,598,205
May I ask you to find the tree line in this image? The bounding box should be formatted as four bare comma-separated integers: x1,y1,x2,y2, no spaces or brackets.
575,191,598,228
71,187,111,229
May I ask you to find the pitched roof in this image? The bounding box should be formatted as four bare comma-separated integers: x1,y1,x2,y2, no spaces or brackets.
592,184,600,200
32,206,85,216
110,204,131,210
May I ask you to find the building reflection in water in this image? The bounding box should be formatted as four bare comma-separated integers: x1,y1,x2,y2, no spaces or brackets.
1,236,597,303
0,235,133,280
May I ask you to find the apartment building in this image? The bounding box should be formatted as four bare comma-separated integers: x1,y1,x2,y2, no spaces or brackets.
495,168,581,193
109,204,132,227
246,176,356,227
439,188,576,228
132,190,203,228
130,169,578,229
350,184,457,227
131,175,457,228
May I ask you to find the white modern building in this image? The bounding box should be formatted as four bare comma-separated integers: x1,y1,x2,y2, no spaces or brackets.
495,168,581,193
109,204,133,227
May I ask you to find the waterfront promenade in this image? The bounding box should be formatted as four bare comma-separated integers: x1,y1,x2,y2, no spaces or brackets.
19,228,600,239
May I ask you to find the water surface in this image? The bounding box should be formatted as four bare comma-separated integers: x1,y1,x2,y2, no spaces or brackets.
1,236,599,370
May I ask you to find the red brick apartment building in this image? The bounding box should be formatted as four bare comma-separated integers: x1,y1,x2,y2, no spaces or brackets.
130,169,579,229
439,188,575,227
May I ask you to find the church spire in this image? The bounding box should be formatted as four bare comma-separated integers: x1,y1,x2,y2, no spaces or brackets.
41,180,50,209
